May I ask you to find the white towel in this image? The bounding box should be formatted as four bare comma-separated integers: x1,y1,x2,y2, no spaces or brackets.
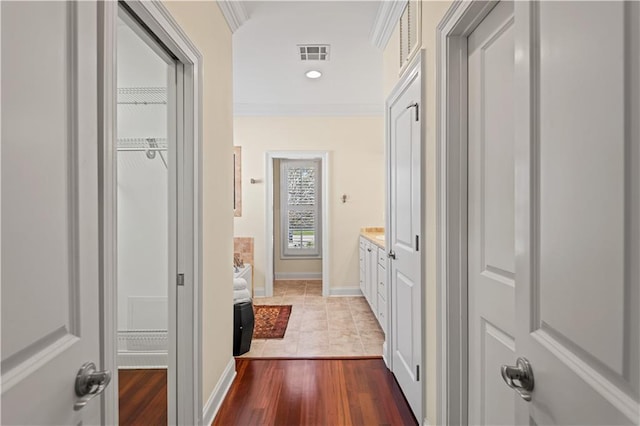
233,288,251,304
233,278,248,291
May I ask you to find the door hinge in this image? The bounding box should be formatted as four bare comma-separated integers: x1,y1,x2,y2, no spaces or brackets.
415,235,420,251
406,102,419,121
416,365,420,381
177,273,185,286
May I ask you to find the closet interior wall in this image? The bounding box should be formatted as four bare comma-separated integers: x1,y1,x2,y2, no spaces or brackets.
116,17,169,368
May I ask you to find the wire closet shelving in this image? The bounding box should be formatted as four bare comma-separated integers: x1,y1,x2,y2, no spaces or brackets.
117,87,167,105
117,137,167,152
116,87,169,169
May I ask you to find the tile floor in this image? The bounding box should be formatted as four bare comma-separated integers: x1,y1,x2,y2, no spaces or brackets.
240,280,385,358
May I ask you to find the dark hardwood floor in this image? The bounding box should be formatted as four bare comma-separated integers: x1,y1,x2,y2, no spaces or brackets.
213,358,417,426
119,369,167,426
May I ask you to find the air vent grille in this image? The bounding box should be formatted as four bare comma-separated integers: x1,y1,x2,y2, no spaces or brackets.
298,44,330,61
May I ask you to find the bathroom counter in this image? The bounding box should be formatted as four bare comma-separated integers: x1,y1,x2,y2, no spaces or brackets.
360,227,385,250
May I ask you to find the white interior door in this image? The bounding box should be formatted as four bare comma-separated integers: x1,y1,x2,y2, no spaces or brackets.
467,2,516,425
512,1,640,424
388,58,423,422
1,1,106,424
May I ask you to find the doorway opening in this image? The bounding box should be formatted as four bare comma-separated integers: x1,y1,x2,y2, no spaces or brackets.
265,151,330,298
115,6,175,424
100,1,203,424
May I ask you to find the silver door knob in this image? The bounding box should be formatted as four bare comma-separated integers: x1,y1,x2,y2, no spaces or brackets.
387,251,396,259
74,362,112,411
500,357,534,401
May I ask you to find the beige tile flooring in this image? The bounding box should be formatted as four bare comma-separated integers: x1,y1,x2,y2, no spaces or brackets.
240,280,384,358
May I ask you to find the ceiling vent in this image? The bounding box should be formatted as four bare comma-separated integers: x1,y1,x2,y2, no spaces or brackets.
298,44,330,61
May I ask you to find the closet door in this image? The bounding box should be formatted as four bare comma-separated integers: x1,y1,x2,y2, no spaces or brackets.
388,56,423,421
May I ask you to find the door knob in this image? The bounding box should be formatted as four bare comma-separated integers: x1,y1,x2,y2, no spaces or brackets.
74,362,112,411
388,251,396,259
500,357,534,401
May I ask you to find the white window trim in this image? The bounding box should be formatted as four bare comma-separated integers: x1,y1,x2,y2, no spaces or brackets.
280,159,322,259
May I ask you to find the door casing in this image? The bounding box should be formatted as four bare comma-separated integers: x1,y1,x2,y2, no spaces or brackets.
435,1,503,425
98,2,203,424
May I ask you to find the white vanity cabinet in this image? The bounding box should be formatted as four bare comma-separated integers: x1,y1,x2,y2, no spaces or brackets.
376,247,388,333
358,235,388,332
359,236,375,309
366,241,378,314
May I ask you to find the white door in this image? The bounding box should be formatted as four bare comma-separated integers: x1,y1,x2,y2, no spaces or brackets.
388,57,423,421
1,2,106,424
511,1,640,424
467,2,516,425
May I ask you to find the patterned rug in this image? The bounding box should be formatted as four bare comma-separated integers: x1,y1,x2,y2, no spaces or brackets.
253,305,292,339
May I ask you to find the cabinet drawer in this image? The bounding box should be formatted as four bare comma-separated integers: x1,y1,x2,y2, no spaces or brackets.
377,293,387,334
377,247,387,268
377,264,386,299
359,237,365,250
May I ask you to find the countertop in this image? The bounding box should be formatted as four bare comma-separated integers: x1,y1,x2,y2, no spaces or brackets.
360,227,385,250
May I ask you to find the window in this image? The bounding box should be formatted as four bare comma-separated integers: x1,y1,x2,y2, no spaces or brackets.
281,159,321,258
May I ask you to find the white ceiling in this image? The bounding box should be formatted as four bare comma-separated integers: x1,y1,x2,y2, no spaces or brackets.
233,1,384,116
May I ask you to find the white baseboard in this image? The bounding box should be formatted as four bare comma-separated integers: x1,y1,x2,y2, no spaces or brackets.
423,418,430,426
328,287,363,296
118,330,168,351
382,341,389,368
274,272,322,280
202,357,236,426
254,288,266,297
117,352,168,369
117,330,168,368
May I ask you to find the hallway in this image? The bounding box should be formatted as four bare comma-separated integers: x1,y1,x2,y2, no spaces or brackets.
213,358,417,425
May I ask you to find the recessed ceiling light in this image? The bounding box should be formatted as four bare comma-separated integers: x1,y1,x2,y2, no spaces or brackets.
305,70,322,79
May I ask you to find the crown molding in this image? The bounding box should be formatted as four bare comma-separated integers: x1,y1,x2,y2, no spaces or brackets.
234,103,383,117
216,0,249,33
370,0,407,49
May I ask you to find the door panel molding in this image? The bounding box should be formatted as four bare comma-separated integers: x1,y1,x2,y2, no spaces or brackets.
2,0,82,369
3,0,84,376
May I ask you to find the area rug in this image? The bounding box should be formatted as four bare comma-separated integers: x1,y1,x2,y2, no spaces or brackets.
253,305,292,339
